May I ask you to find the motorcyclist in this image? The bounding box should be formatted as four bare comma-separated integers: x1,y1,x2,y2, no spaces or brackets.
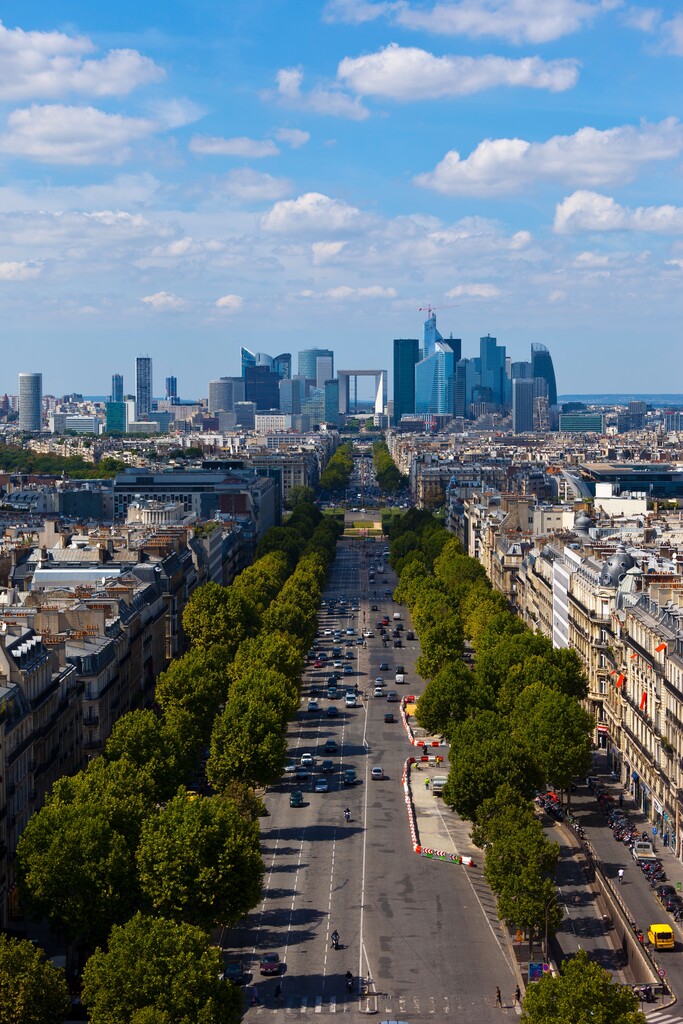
344,807,351,822
331,930,340,949
345,970,353,992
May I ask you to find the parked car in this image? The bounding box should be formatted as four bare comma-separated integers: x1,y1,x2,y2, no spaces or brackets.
224,960,245,984
379,662,389,671
327,705,339,717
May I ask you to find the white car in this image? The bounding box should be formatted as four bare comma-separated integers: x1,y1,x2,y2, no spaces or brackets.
374,686,384,697
371,766,385,780
300,753,315,766
363,630,374,638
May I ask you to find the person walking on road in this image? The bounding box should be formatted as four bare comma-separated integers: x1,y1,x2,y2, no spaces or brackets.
425,776,430,790
618,867,624,884
495,986,502,1007
513,984,521,1006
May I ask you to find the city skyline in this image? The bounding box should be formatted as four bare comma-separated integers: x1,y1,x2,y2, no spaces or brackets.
1,3,683,395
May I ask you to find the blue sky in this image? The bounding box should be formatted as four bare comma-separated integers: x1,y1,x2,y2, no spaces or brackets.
1,0,682,398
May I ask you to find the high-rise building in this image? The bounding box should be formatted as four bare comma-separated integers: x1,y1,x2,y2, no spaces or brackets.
324,379,340,425
241,347,256,377
315,356,334,391
298,348,334,382
165,376,178,402
393,338,419,423
111,373,124,403
512,377,548,433
273,353,292,380
244,365,280,410
415,342,455,416
422,313,443,360
234,401,257,429
18,372,42,432
208,378,234,414
136,357,153,418
530,343,557,406
106,402,126,433
478,335,506,408
454,358,479,419
278,378,303,415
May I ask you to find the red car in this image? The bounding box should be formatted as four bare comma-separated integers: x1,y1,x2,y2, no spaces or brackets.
313,660,323,668
260,952,281,975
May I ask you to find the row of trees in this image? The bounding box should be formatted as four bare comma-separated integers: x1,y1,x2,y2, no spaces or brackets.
0,446,126,478
318,441,354,493
387,510,592,950
14,497,342,1023
372,440,405,493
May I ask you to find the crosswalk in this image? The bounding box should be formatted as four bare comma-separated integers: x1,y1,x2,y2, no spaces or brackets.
250,993,523,1016
644,1008,683,1024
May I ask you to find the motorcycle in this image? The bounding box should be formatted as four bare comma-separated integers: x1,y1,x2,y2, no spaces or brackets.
346,972,353,993
634,985,655,1003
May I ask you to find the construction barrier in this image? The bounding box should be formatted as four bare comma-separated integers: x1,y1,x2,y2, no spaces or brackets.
401,756,474,868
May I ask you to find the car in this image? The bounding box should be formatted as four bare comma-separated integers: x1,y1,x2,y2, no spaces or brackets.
307,700,319,712
260,953,282,975
345,640,354,647
327,705,339,717
379,662,389,671
343,664,353,675
332,647,342,657
375,620,384,628
295,766,309,781
356,637,364,645
310,684,321,696
371,604,378,611
406,631,415,641
343,768,357,785
394,640,402,647
374,686,385,697
313,659,323,668
382,617,390,625
300,753,315,766
344,651,354,660
392,629,400,638
284,762,297,774
371,766,385,780
384,712,396,723
321,759,335,773
290,790,304,807
386,690,399,702
345,694,357,707
314,777,329,793
333,660,343,669
363,630,374,638
323,629,332,636
346,628,356,635
224,960,245,984
395,664,405,674
375,676,384,685
324,739,338,754
327,688,339,701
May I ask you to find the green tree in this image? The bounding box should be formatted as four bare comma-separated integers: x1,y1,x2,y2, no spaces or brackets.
103,709,188,801
415,614,464,678
207,696,288,790
512,683,593,799
182,583,259,653
286,484,316,508
415,661,483,736
82,913,242,1024
136,792,263,929
520,948,646,1024
471,783,537,848
155,645,232,738
0,933,70,1024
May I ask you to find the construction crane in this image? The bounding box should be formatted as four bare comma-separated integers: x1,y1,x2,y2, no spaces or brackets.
418,303,459,318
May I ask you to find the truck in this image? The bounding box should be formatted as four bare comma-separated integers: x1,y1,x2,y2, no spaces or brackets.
632,840,658,862
395,673,405,684
431,776,449,796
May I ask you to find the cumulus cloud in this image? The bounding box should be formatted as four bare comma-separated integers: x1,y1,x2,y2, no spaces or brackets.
0,104,155,164
338,44,579,99
415,118,683,195
300,284,397,299
312,240,348,264
573,251,610,266
657,14,683,55
275,127,310,148
215,294,244,311
554,190,683,233
446,282,500,297
0,21,163,100
324,0,601,43
141,290,188,311
148,97,206,129
275,67,369,120
222,169,293,202
260,192,364,234
189,135,279,158
0,260,42,280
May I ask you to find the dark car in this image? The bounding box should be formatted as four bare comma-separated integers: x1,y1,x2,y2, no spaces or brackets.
379,662,389,671
224,960,245,985
290,790,304,807
395,664,405,673
324,739,338,754
260,952,282,975
394,639,402,647
384,712,396,723
321,759,335,773
343,768,357,785
371,604,378,611
406,631,415,641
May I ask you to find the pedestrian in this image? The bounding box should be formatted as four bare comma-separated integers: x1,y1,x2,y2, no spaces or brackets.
495,986,502,1007
619,793,623,808
513,985,521,1006
274,982,282,1001
618,867,624,884
251,986,260,1006
425,776,430,790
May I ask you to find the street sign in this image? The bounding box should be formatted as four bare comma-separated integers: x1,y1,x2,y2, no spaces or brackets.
653,827,658,836
658,968,666,979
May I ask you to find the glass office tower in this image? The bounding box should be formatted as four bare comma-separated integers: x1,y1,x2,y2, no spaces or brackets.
111,373,124,403
136,357,152,418
18,372,42,431
298,348,334,381
531,343,558,406
393,338,419,423
415,342,455,415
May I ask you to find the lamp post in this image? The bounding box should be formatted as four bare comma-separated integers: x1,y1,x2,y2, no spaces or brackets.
544,893,560,964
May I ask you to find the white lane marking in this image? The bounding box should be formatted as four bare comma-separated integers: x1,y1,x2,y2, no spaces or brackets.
300,996,308,1013
329,996,336,1013
315,996,322,1013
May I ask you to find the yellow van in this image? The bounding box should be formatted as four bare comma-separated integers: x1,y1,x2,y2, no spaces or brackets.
648,924,675,950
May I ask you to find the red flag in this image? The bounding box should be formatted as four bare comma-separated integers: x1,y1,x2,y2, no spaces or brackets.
616,674,625,688
656,642,667,653
629,652,638,659
640,691,647,710
610,669,617,676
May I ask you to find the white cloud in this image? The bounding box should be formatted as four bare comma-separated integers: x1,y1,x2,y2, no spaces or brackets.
189,135,279,157
0,104,155,165
300,283,397,299
554,191,683,233
657,14,683,55
260,192,365,235
222,168,293,202
275,127,310,148
141,290,188,311
574,251,610,266
621,6,660,32
446,282,500,297
275,67,369,120
415,118,683,195
0,260,42,280
312,240,348,264
0,21,163,100
324,0,602,43
215,294,244,311
148,97,206,129
338,45,579,100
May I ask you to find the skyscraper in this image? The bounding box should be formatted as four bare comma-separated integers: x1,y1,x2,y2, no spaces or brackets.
136,357,153,418
324,379,340,425
315,355,334,390
165,376,178,402
18,372,42,432
298,348,334,381
208,378,234,414
415,342,455,416
241,346,256,377
422,313,443,359
512,377,548,433
479,335,506,408
273,353,292,380
530,343,558,406
393,338,419,423
111,373,124,403
244,365,280,410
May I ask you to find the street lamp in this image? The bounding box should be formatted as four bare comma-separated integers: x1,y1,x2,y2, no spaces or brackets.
544,893,561,963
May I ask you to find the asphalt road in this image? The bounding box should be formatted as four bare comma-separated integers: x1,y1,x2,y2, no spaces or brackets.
226,537,520,1021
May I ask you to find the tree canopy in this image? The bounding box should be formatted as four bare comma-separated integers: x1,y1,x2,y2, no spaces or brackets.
520,948,646,1024
0,933,70,1024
